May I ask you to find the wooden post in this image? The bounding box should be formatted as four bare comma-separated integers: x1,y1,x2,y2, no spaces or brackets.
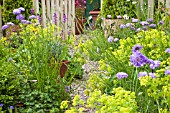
64,0,68,36
166,0,170,14
51,0,54,24
46,0,51,22
140,0,143,11
68,0,71,31
56,0,60,27
148,0,154,19
35,0,39,14
72,0,75,35
0,3,3,38
41,0,47,27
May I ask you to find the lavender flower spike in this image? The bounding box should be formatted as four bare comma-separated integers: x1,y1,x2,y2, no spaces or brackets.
165,70,170,75
13,9,21,15
2,25,9,30
165,48,170,53
132,44,143,53
116,72,128,79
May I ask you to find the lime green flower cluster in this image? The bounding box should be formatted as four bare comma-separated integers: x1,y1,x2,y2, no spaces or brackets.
86,87,138,113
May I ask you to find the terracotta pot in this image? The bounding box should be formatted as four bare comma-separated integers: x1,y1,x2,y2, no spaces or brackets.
75,18,86,35
60,60,70,78
89,10,100,21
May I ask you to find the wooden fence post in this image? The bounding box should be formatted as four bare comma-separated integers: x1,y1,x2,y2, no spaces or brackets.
166,0,170,14
148,0,154,19
41,0,47,27
0,3,3,38
72,0,75,35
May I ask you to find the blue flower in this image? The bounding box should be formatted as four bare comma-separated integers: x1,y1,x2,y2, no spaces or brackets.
0,103,4,107
6,22,15,26
132,44,143,53
116,72,128,79
159,21,164,25
2,25,9,30
9,106,14,109
29,15,37,19
21,20,27,24
13,9,21,15
16,14,25,20
126,23,132,27
138,71,147,78
140,21,149,26
136,28,142,32
165,70,170,75
18,7,25,12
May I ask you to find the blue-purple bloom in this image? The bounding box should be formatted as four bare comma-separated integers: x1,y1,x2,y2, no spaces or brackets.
147,18,153,23
65,86,70,92
21,20,27,24
29,15,37,19
9,106,14,109
130,51,149,67
149,72,156,78
138,71,147,78
132,44,143,53
126,23,132,27
18,7,25,12
2,25,9,30
16,14,25,20
0,103,4,107
165,70,170,75
165,48,170,53
140,21,149,26
149,60,161,70
37,14,42,24
149,24,156,28
13,9,21,15
108,36,114,42
63,14,67,23
131,27,136,31
132,18,138,23
116,72,128,79
120,24,126,29
30,8,35,15
159,20,164,25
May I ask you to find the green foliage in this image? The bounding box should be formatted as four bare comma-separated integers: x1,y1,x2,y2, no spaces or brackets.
2,0,33,24
101,0,136,19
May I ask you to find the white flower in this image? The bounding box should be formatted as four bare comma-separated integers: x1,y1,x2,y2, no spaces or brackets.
123,14,129,20
108,36,114,42
132,1,137,4
107,15,112,19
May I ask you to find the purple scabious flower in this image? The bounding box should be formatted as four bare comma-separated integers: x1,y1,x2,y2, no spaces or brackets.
149,24,156,28
18,7,25,12
2,25,9,30
165,70,170,75
63,14,67,23
132,44,143,53
9,106,14,109
149,60,161,70
130,51,149,67
159,21,164,25
114,38,119,42
149,72,156,78
13,9,21,15
108,36,114,42
138,71,147,78
117,15,122,19
116,72,128,79
120,24,126,29
140,21,149,26
0,103,4,107
29,15,37,19
132,18,138,23
147,18,153,23
165,48,170,53
16,14,25,20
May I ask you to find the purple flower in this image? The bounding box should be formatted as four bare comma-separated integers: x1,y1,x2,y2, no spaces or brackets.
13,9,21,15
63,14,67,23
147,18,153,23
53,13,57,24
142,26,148,31
149,24,156,28
130,51,149,67
9,106,14,109
120,24,126,29
29,15,37,19
131,27,136,31
149,72,156,78
65,86,70,92
140,21,149,26
165,48,170,53
149,60,161,70
114,38,119,42
165,70,170,75
132,18,138,23
6,22,15,26
0,103,4,107
136,28,142,32
132,44,143,53
117,15,122,19
116,72,128,79
2,25,9,30
126,23,132,27
16,14,25,20
37,14,42,24
159,21,164,25
18,7,25,12
108,36,114,42
30,8,35,15
138,71,147,78
21,20,27,24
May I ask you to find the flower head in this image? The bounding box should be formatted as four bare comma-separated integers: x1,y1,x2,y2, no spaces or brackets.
114,38,119,42
0,103,4,107
132,44,143,53
165,70,170,75
29,15,37,19
138,71,147,78
108,36,114,42
16,14,25,20
9,106,14,109
165,48,170,53
130,51,149,67
18,7,25,12
107,15,112,19
149,60,161,70
30,8,35,15
120,24,126,29
13,9,21,15
2,25,9,30
126,23,132,27
63,14,67,23
147,18,153,23
140,21,149,26
123,14,129,20
116,72,128,79
136,28,142,32
132,18,138,23
159,21,164,25
6,22,15,26
117,15,122,19
149,72,156,78
149,24,156,28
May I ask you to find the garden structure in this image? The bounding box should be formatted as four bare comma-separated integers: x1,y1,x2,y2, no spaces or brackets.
0,0,170,113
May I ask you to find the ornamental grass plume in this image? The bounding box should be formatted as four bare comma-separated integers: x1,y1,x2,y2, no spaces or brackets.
116,72,128,79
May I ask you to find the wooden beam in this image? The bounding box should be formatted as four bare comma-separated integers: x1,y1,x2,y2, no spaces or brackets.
41,0,47,27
